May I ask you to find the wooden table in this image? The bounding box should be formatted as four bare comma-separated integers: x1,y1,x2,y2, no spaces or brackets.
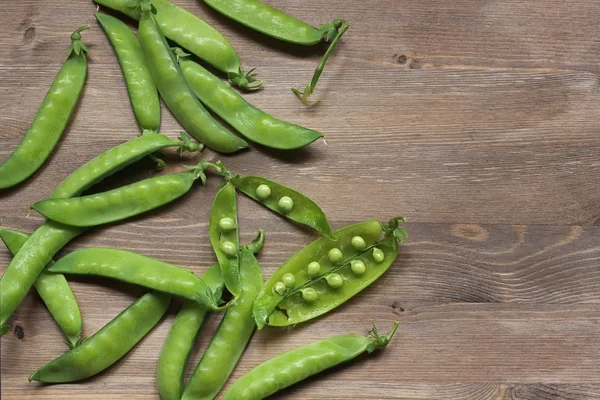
1,0,599,398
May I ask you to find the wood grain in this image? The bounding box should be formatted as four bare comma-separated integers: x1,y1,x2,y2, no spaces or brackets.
1,0,599,398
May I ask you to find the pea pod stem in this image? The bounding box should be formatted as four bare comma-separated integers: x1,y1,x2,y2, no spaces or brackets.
292,20,349,104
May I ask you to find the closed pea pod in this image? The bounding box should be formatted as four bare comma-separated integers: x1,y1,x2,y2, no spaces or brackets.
222,322,399,399
0,26,89,189
94,0,258,89
137,0,248,153
253,217,407,328
0,229,82,348
209,181,242,298
230,175,333,238
29,292,170,383
199,0,349,103
157,230,264,400
176,50,323,150
31,162,209,228
0,134,199,329
182,247,264,400
157,264,223,400
95,13,160,132
48,248,222,310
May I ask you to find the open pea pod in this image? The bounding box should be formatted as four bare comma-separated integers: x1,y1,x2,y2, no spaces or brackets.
253,217,407,329
209,181,242,298
230,175,333,238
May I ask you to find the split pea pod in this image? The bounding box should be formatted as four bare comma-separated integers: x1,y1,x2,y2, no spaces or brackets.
182,247,264,400
253,217,407,328
209,181,242,298
0,26,89,189
157,264,223,400
158,230,264,400
48,248,222,309
0,134,198,330
31,162,209,227
222,322,399,399
29,292,170,383
230,175,333,238
138,1,247,154
0,230,82,348
93,0,258,89
95,12,160,132
200,0,349,103
176,50,323,150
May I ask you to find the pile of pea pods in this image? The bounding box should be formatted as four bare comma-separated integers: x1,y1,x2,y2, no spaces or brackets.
0,0,408,398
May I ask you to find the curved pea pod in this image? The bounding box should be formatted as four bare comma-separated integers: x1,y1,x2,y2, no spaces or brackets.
176,51,323,150
199,0,349,103
48,248,223,310
157,263,223,400
0,134,199,328
231,175,333,238
0,26,89,189
222,321,399,399
182,247,263,400
29,292,170,383
209,182,242,298
0,229,82,347
95,12,160,132
93,0,258,89
138,1,248,153
253,217,407,329
31,166,206,227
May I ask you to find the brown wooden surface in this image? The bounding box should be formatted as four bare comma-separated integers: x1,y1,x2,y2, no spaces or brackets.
1,0,599,398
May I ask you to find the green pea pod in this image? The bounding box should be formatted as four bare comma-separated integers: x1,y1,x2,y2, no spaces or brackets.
31,165,207,227
209,182,242,298
96,12,160,132
176,50,323,150
0,26,89,189
0,134,199,328
48,248,222,310
231,175,333,238
29,292,170,383
199,0,349,103
157,264,223,400
0,229,82,348
253,218,407,329
182,247,264,400
93,0,258,89
138,0,248,154
222,321,399,399
157,230,264,400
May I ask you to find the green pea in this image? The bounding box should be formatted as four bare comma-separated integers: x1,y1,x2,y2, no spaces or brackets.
278,196,294,213
351,260,366,275
273,282,287,296
326,273,343,288
301,288,318,303
307,261,321,277
221,241,237,257
219,217,236,232
328,248,343,263
256,184,271,200
351,236,367,250
282,273,296,288
373,248,385,263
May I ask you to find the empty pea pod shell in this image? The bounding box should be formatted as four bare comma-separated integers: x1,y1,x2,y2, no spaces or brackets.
231,175,333,238
48,248,222,310
31,171,201,227
253,218,407,328
157,263,223,400
177,52,323,150
0,229,82,347
221,321,399,399
29,292,170,383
